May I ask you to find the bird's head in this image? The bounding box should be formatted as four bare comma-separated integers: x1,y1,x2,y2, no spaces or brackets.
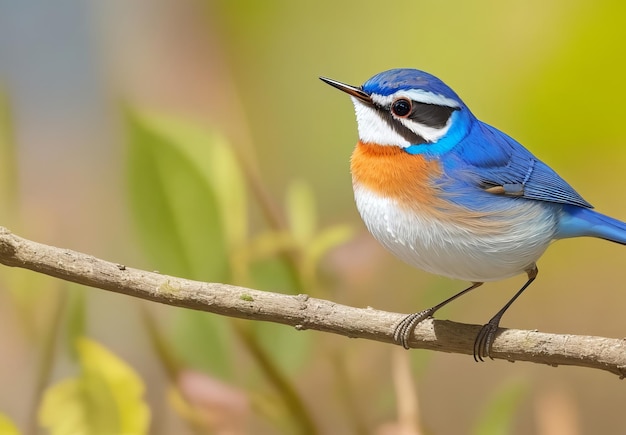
321,68,474,155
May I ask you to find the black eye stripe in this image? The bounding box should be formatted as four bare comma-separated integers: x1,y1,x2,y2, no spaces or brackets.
408,101,458,128
374,108,427,145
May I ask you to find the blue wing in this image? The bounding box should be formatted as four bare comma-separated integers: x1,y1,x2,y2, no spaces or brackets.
447,121,593,209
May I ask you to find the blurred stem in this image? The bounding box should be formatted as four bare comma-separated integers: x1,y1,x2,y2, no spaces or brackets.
233,321,317,435
140,305,209,435
391,348,422,435
140,305,182,378
28,283,67,435
333,353,369,435
233,147,287,237
223,87,318,432
224,160,318,430
231,147,307,292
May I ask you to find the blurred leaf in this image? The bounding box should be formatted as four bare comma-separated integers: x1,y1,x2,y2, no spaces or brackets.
250,257,298,294
471,380,529,435
253,321,312,377
172,369,250,432
131,111,247,254
234,323,317,434
302,224,354,285
39,338,150,435
127,111,242,380
171,311,233,379
246,230,296,260
126,110,228,282
286,179,317,247
240,231,299,292
204,135,248,253
65,286,86,360
0,413,20,435
306,225,353,265
7,270,59,339
168,387,208,431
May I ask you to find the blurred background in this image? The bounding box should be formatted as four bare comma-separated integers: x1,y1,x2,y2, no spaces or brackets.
1,0,626,434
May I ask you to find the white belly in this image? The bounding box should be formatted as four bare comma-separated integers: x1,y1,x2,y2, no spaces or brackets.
354,185,560,282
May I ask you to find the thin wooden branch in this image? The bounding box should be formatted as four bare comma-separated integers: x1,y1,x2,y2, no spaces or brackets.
0,226,624,378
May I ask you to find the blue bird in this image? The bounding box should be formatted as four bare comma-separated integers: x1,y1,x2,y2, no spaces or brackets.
320,68,626,361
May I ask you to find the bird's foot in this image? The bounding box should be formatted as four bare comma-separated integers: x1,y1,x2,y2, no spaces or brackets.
473,320,500,362
393,308,435,349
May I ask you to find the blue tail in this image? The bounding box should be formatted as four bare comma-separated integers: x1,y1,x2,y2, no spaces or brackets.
557,205,626,245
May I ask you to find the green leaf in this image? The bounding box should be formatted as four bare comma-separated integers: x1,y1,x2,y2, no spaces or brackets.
6,271,58,340
0,413,20,435
249,256,298,294
170,310,233,379
303,224,353,276
126,110,228,282
65,285,86,360
126,110,246,377
253,321,312,377
242,230,300,293
471,380,528,435
131,110,247,255
39,338,150,435
204,134,248,253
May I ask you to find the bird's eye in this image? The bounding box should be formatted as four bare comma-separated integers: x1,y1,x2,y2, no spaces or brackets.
391,98,412,117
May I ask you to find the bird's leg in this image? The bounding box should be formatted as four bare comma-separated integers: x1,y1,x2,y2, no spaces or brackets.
473,265,539,362
393,282,483,349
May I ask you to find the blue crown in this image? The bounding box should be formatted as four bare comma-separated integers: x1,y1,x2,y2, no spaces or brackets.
362,68,464,105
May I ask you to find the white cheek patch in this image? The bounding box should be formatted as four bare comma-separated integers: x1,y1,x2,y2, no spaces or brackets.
397,116,452,143
352,99,412,147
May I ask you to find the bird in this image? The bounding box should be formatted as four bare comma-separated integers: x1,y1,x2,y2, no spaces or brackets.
319,68,626,361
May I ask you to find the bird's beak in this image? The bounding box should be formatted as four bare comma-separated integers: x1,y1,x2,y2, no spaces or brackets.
319,77,373,105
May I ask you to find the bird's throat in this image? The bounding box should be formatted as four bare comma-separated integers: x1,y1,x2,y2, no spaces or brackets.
350,141,442,205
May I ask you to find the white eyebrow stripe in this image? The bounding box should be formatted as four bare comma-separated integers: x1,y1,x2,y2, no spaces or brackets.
372,89,460,108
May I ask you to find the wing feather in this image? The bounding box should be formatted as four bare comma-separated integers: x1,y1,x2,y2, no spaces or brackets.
449,122,592,209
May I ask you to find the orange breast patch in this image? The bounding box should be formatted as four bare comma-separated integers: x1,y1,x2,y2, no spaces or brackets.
350,141,442,207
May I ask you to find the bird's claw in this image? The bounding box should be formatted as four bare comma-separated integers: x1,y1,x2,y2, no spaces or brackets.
473,321,499,362
393,309,434,349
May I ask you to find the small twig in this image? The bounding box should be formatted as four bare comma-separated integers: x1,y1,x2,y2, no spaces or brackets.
0,226,624,378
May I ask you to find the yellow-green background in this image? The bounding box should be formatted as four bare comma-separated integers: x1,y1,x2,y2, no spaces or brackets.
0,0,625,433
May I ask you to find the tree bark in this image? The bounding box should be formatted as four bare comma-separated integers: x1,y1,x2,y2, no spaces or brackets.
0,226,624,378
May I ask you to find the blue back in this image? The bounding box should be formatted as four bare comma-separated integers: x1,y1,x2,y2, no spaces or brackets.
446,121,593,209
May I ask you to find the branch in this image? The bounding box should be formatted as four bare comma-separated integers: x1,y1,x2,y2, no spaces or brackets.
0,226,624,378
